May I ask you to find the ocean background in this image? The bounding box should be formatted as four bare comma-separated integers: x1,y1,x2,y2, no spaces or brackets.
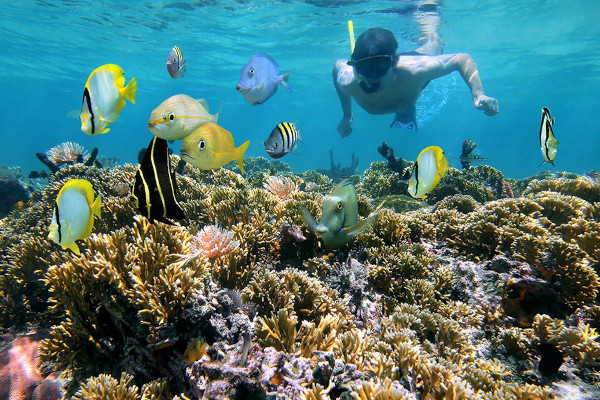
1,0,599,179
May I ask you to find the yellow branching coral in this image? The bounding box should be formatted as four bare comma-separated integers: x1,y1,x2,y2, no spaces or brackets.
72,372,171,400
533,314,600,367
349,377,416,400
39,216,211,391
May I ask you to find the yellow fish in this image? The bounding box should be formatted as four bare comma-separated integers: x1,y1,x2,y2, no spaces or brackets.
408,146,448,199
80,64,137,135
147,94,221,141
182,338,208,364
180,123,250,174
48,179,101,255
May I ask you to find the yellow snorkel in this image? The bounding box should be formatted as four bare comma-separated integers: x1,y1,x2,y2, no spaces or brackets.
348,20,364,85
348,20,355,55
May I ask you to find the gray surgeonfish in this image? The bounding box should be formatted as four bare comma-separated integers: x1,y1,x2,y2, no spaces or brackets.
166,45,186,79
539,107,558,167
299,180,377,249
264,122,302,159
236,53,291,105
131,136,185,224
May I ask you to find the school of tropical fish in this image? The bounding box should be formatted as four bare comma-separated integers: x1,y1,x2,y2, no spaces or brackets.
48,43,559,254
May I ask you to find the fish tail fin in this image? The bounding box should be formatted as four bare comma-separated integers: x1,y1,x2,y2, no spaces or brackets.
279,73,291,91
438,154,449,177
64,242,81,255
92,194,102,218
123,77,138,104
235,140,250,175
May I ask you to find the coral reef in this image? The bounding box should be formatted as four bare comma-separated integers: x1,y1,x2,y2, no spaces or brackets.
2,156,600,399
459,138,486,169
0,166,30,218
376,141,412,179
315,149,359,181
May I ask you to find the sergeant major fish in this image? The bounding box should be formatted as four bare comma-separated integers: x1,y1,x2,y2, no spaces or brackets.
180,123,250,175
131,136,186,225
80,64,137,135
299,180,377,249
166,45,186,79
408,145,449,199
148,94,221,141
48,179,101,255
539,107,558,167
264,122,303,159
236,53,291,105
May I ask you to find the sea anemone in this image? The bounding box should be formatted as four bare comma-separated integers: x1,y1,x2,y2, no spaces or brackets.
45,142,88,166
190,225,240,259
263,176,297,200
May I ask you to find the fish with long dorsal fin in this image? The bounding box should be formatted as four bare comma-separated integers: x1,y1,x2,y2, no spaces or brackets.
539,107,558,167
131,136,185,224
299,180,377,249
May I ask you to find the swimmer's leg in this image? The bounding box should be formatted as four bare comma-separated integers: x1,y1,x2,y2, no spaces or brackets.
390,106,418,130
414,1,443,56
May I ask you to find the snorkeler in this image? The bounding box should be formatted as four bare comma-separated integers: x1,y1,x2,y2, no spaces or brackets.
333,10,498,135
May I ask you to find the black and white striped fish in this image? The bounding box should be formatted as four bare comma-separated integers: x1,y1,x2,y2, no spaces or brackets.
539,107,558,167
264,122,302,159
131,136,185,224
166,45,186,79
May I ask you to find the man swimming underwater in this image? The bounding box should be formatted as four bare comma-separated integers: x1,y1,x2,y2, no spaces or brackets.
333,23,499,136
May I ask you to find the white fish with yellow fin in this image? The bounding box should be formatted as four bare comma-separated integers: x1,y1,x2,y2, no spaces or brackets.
148,94,221,141
48,179,101,255
180,123,250,175
408,146,449,199
166,45,186,79
80,64,137,135
539,107,558,167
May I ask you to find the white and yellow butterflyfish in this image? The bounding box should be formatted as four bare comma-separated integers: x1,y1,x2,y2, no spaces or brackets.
80,64,137,135
48,179,101,255
408,145,449,199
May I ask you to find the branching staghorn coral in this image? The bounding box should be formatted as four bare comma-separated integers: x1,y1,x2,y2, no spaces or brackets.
72,372,172,400
39,216,214,394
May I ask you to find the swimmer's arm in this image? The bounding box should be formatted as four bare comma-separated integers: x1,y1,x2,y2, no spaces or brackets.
419,53,498,115
333,60,353,119
333,60,354,137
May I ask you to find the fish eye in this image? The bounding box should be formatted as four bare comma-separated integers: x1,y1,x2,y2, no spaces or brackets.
337,202,343,210
169,113,174,121
274,143,278,148
198,140,206,151
248,68,254,76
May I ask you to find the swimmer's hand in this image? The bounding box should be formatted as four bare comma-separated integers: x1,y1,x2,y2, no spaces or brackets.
475,94,499,116
337,115,353,138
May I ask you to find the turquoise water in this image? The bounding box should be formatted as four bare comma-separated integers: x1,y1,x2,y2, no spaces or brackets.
1,0,599,179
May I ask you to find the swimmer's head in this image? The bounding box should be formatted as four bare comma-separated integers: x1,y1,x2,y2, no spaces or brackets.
347,28,398,80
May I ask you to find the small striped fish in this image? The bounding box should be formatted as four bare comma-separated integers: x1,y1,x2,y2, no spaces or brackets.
166,45,186,79
539,107,558,167
147,94,221,141
264,122,302,159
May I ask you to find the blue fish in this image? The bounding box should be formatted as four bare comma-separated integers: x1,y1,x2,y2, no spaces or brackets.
236,53,291,105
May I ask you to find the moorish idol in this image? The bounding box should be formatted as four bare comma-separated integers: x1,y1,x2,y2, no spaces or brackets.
131,136,185,224
539,107,558,167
